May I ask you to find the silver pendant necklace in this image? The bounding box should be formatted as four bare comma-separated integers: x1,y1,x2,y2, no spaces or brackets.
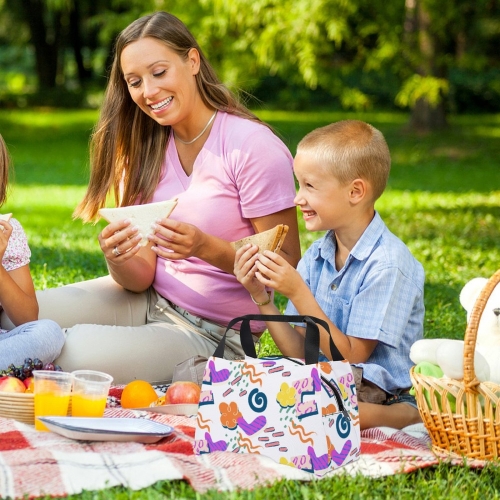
174,110,217,145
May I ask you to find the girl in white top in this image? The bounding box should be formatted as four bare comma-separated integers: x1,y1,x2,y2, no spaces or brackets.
0,134,64,370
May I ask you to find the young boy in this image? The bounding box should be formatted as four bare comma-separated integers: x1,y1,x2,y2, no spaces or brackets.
234,120,425,430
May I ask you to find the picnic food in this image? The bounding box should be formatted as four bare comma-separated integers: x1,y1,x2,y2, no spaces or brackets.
0,375,26,393
164,381,201,405
24,377,35,392
1,357,61,382
231,224,289,253
98,199,178,246
0,357,64,394
0,213,12,231
120,380,158,409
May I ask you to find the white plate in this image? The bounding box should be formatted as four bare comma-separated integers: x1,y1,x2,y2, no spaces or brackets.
134,403,198,416
37,416,174,443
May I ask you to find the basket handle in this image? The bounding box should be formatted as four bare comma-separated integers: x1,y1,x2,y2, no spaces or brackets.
463,269,500,389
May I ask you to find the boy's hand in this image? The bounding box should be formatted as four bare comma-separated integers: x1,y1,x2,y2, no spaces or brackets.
0,220,12,261
234,243,267,298
254,250,304,299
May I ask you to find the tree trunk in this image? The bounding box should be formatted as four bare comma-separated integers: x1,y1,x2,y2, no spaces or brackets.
20,0,61,90
409,98,447,130
408,0,448,131
69,2,92,85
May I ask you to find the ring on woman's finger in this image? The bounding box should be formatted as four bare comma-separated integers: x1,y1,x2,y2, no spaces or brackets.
112,246,121,257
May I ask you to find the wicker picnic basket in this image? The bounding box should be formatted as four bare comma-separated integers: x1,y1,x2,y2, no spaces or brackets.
410,269,500,460
0,392,72,425
0,392,35,424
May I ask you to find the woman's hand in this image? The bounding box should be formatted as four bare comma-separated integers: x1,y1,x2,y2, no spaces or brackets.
97,218,156,292
98,219,143,264
234,243,267,299
148,217,205,260
0,220,12,261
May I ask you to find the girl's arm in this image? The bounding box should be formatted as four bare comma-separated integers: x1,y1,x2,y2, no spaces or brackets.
0,219,38,325
0,264,38,326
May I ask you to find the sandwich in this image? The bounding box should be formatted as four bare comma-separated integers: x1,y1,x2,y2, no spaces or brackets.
98,199,178,246
231,224,289,253
0,213,11,232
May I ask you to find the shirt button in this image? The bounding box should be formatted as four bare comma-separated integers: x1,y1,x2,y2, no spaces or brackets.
331,284,337,291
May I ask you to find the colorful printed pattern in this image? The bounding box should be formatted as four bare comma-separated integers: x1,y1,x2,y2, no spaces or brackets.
194,356,361,477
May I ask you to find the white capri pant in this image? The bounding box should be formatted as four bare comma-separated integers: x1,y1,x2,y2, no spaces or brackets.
1,276,253,385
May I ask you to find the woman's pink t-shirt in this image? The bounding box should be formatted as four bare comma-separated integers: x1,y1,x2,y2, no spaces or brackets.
151,112,296,329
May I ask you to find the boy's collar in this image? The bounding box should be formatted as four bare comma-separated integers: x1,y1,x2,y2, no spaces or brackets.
315,212,385,262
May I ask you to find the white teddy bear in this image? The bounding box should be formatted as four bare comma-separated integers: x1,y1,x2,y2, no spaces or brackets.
410,276,500,384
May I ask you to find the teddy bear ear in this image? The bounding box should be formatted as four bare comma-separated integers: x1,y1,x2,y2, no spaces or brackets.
459,278,488,311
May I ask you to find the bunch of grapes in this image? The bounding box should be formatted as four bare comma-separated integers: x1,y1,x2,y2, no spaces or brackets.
0,358,63,381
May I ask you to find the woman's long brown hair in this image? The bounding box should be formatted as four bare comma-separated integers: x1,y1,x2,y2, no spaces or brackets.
75,11,264,222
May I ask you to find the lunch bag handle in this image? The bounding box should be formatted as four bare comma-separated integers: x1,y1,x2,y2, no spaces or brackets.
214,314,344,364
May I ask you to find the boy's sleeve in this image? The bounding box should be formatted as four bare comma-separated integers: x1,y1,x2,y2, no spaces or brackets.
345,266,422,348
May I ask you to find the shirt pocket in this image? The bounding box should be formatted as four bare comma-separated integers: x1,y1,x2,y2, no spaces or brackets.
332,295,351,332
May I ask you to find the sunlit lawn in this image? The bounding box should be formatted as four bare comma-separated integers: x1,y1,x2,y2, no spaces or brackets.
1,108,499,498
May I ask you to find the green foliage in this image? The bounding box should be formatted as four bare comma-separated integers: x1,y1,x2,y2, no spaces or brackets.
1,0,500,118
1,108,500,497
396,75,450,109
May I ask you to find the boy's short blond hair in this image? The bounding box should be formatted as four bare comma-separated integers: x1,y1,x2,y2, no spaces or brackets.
296,120,391,201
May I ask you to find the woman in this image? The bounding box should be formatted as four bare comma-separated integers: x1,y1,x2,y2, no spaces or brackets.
28,12,300,384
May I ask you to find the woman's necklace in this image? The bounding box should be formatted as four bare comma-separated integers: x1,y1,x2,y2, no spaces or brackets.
174,110,218,145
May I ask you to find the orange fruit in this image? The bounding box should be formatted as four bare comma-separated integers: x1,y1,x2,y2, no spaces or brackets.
121,380,158,409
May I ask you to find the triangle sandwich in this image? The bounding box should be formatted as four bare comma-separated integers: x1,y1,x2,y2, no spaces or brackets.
231,224,289,253
98,199,178,246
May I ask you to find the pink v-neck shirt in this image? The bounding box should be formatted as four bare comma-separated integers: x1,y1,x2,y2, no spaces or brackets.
151,112,296,329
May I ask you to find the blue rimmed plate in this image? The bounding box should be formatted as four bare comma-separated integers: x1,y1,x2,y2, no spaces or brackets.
37,416,174,443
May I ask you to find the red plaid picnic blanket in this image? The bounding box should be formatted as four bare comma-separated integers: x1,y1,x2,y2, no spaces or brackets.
0,389,487,499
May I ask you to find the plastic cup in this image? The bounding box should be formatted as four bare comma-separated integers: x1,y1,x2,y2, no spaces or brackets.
34,370,73,431
71,370,113,418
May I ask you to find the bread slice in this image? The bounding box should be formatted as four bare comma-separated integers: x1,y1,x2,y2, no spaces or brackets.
231,224,289,253
98,199,178,246
0,213,12,222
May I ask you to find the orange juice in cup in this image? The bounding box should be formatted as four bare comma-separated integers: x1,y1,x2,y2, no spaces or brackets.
71,394,107,417
34,371,73,431
71,370,113,417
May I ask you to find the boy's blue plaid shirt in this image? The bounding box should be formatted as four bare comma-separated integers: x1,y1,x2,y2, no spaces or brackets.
285,212,425,394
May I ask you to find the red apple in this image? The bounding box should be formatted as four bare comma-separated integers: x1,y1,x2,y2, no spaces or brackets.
0,375,26,393
164,381,201,405
23,376,34,392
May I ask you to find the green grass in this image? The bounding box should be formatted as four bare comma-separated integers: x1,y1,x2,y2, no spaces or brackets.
1,108,500,498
